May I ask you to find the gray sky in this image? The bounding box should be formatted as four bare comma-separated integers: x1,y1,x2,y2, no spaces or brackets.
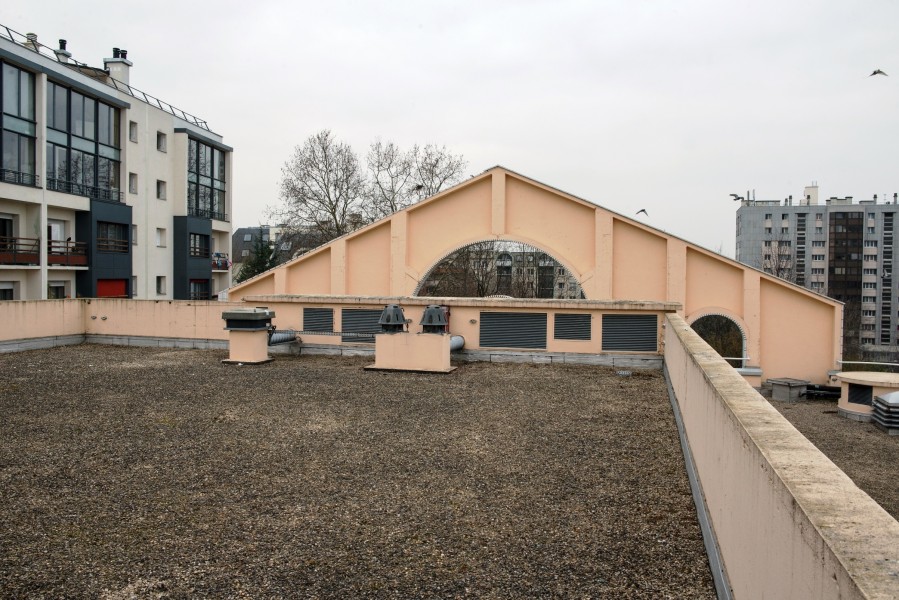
7,0,898,257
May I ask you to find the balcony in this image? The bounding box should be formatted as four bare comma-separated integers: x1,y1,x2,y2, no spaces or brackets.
0,169,40,187
48,239,88,266
0,237,39,265
188,206,228,222
47,179,124,204
211,252,231,271
97,238,129,254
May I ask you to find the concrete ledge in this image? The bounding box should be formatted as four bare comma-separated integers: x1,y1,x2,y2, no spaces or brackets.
665,313,899,599
838,407,873,422
84,335,228,350
457,349,662,368
0,334,86,353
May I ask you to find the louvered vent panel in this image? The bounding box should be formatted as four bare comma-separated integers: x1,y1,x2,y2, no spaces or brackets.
341,308,382,343
303,308,334,332
554,313,591,340
847,383,873,406
480,312,547,349
601,314,658,351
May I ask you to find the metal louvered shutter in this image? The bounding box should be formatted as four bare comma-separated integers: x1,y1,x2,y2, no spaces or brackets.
303,307,334,332
601,314,658,351
554,313,591,340
848,383,873,406
341,308,382,343
480,312,547,349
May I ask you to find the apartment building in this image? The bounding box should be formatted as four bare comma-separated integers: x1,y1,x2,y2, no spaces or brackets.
736,184,899,351
0,25,232,300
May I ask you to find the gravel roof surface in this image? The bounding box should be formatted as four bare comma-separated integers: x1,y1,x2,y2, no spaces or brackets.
770,398,899,520
0,345,714,599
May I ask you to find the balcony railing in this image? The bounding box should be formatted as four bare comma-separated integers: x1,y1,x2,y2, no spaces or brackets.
0,236,40,265
47,178,124,203
211,252,231,271
47,239,88,266
190,247,211,259
0,169,40,187
188,206,229,222
0,23,212,132
96,238,129,253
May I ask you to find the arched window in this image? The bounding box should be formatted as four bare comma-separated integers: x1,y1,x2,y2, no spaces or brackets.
691,314,746,368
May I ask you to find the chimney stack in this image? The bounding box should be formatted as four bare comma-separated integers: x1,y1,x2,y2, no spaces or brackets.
24,33,39,51
104,46,133,86
54,39,72,64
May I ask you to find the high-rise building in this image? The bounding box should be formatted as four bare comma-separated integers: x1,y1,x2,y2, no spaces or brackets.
736,184,899,352
0,25,232,300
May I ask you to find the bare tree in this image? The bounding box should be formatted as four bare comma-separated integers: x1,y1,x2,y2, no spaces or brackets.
364,140,415,221
761,236,797,283
364,141,467,221
410,144,467,199
279,130,366,244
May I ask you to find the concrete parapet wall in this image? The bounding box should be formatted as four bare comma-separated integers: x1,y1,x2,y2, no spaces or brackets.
0,299,244,344
664,313,899,599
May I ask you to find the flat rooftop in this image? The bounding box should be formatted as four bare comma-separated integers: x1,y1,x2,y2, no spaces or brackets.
0,346,714,597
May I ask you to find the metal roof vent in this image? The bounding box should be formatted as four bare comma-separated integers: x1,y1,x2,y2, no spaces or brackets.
420,305,447,334
378,304,407,333
872,391,899,435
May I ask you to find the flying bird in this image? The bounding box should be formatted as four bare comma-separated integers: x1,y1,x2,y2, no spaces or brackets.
636,209,648,217
730,193,744,201
870,69,888,76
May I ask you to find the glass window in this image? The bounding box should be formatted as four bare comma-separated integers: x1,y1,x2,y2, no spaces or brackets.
189,233,210,257
156,180,166,200
156,132,166,152
97,222,128,253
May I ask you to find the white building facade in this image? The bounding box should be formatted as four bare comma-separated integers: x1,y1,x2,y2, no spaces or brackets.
0,26,232,300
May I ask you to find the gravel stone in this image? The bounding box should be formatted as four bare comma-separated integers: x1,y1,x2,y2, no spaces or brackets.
770,398,899,520
0,345,715,598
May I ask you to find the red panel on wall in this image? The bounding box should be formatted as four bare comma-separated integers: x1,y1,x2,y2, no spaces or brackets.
97,279,127,298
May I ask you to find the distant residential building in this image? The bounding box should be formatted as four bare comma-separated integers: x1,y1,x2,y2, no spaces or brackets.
736,184,899,352
0,25,232,300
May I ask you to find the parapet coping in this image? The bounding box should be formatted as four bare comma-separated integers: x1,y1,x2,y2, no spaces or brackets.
666,313,899,598
243,294,681,312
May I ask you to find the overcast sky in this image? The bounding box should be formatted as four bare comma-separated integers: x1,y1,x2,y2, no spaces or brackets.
6,1,898,256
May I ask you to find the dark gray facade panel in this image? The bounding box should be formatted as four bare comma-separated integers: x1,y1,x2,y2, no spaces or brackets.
75,199,132,298
304,308,334,332
601,314,658,351
173,216,212,299
554,313,591,340
479,312,547,349
341,309,382,343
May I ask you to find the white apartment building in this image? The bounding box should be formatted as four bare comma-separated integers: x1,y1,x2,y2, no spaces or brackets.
0,25,232,300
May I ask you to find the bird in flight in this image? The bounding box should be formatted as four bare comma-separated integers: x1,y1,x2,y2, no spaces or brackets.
730,193,744,201
870,69,888,76
636,209,648,216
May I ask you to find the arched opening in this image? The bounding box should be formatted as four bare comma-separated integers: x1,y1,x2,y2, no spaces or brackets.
691,314,746,368
415,240,585,299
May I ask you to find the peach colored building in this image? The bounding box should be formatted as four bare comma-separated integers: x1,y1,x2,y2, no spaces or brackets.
228,167,842,384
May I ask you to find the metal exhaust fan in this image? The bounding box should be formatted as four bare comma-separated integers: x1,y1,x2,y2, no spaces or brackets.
378,304,407,333
420,305,448,334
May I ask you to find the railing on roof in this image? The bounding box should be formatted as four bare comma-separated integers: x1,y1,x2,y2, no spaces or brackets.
0,23,211,132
